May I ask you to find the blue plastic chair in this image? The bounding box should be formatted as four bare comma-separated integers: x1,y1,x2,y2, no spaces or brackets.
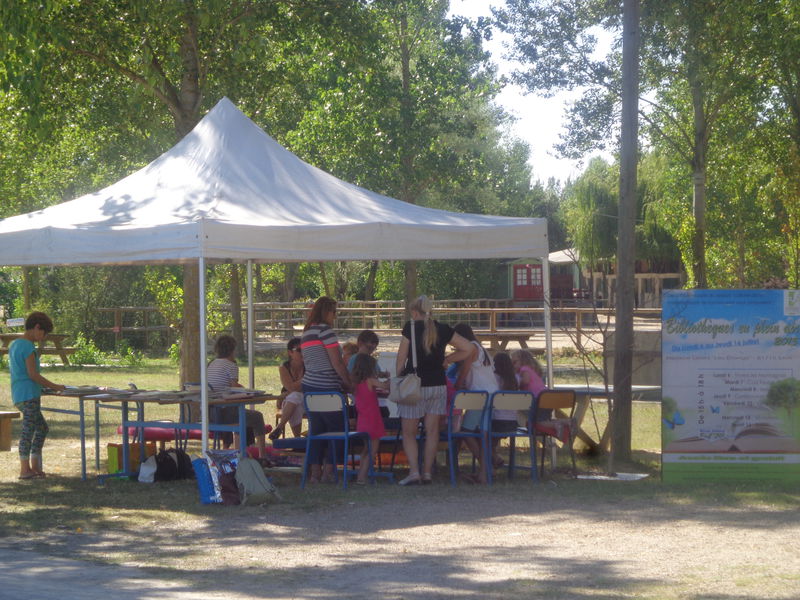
301,391,372,489
446,391,491,486
486,391,537,484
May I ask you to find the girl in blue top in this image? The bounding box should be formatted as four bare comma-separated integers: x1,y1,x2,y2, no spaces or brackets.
10,312,65,480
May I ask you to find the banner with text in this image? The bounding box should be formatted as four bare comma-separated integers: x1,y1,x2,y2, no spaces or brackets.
662,289,800,482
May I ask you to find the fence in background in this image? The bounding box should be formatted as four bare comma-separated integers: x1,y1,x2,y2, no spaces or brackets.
95,301,661,351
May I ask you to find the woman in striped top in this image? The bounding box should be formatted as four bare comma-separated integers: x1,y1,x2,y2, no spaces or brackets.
301,296,352,483
207,335,267,458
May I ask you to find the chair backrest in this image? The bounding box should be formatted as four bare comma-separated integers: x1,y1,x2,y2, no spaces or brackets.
491,391,535,412
537,390,576,412
452,391,489,412
304,392,345,413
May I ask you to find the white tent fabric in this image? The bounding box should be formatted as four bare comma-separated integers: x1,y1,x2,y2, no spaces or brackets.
0,97,548,266
548,248,580,264
0,97,552,452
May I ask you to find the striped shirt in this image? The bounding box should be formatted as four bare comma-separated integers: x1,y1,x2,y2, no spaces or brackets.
207,358,238,391
301,323,342,390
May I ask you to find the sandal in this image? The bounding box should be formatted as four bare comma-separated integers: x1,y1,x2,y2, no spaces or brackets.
398,474,421,486
268,427,283,441
18,473,36,480
421,473,433,485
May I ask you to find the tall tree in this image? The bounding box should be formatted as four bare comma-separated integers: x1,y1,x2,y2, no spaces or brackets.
498,0,762,288
612,0,640,462
289,1,544,301
0,0,372,384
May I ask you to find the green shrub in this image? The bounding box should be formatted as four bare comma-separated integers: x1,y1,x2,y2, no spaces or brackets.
168,342,181,365
71,334,108,365
115,340,145,367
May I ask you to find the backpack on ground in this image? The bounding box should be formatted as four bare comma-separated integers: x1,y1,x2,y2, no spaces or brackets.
154,447,195,481
235,456,281,505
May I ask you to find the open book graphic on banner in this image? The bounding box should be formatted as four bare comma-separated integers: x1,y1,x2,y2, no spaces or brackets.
664,423,800,453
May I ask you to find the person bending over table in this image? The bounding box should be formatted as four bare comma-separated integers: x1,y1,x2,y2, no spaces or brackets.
270,337,305,439
396,295,472,486
10,312,66,480
448,323,498,484
207,335,267,458
301,296,352,484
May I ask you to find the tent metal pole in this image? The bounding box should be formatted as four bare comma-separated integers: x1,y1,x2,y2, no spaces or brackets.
199,256,209,453
542,253,554,386
247,260,255,388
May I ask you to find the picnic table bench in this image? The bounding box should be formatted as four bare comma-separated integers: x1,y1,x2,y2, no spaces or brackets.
0,411,20,451
0,333,76,366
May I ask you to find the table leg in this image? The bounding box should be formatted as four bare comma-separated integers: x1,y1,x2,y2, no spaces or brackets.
78,398,87,481
238,404,247,459
557,396,599,452
121,401,130,477
94,400,101,474
54,342,71,366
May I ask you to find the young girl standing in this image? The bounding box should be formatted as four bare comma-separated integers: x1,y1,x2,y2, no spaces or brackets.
351,353,388,485
10,312,66,480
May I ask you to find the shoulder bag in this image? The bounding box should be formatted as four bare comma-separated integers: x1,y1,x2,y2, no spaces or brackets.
388,319,422,406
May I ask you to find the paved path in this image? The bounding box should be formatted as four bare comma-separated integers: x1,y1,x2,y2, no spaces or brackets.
0,546,238,600
0,547,232,600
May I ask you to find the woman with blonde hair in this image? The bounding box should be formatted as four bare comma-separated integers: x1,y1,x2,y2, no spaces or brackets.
395,295,472,485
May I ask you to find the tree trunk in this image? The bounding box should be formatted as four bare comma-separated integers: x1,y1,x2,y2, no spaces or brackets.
180,263,201,388
229,264,245,358
404,261,417,317
319,262,332,297
690,80,709,289
255,265,264,302
612,0,640,466
21,267,32,312
364,260,379,300
283,263,298,301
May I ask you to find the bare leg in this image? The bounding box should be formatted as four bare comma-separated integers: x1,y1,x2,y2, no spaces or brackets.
321,462,335,483
463,438,487,483
270,403,298,439
357,445,370,483
255,433,266,458
399,417,421,484
19,457,34,479
421,413,441,480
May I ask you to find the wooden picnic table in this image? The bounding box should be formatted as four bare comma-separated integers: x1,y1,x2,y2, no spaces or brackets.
0,333,76,366
475,330,543,353
553,384,662,452
96,390,278,481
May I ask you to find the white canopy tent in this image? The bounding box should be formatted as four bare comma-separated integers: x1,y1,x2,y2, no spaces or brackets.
0,97,552,450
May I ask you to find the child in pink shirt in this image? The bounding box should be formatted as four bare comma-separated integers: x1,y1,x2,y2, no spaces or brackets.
511,349,549,420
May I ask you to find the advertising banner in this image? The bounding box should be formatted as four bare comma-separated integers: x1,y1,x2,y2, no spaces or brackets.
662,289,800,482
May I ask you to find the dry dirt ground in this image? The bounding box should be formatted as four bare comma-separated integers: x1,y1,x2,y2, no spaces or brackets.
1,479,798,600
